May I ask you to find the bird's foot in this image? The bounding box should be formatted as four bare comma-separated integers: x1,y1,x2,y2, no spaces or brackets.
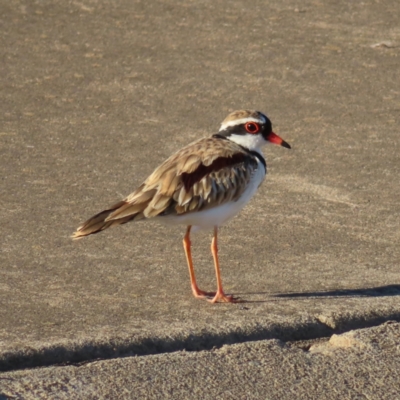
191,286,216,299
192,286,241,303
208,291,241,303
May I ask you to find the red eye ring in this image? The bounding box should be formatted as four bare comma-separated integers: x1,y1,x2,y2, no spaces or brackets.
245,122,260,134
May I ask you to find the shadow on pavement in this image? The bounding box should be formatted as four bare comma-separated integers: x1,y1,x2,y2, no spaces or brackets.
239,285,400,300
273,284,400,298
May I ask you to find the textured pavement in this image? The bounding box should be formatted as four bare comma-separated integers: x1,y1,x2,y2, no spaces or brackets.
2,322,400,399
1,0,400,398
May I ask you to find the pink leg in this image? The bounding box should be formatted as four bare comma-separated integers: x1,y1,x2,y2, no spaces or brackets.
183,226,214,299
209,226,239,303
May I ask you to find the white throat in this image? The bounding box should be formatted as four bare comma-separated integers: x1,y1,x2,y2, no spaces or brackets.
226,133,267,153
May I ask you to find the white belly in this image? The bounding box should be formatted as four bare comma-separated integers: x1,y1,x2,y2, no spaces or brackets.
161,160,266,229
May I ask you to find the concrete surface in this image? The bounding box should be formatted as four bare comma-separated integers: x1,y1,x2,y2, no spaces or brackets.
1,0,400,397
1,322,399,399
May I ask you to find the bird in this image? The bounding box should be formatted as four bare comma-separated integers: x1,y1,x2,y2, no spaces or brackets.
72,110,291,303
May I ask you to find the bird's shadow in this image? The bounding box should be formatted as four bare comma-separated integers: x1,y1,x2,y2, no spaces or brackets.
237,284,400,303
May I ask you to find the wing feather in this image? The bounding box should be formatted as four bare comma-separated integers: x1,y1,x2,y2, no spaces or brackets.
72,137,263,237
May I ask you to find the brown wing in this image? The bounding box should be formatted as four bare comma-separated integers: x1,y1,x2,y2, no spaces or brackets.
72,137,260,238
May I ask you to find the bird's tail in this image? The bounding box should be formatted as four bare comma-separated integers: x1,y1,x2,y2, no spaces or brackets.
71,199,147,239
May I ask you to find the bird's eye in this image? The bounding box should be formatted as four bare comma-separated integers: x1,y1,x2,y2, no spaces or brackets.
245,122,260,134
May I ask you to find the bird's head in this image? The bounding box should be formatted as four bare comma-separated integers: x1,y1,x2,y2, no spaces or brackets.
218,110,291,152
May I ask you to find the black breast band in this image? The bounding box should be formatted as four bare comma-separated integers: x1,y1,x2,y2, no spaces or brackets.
212,134,267,172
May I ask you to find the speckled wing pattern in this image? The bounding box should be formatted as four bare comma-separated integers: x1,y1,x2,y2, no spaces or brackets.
73,137,263,237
